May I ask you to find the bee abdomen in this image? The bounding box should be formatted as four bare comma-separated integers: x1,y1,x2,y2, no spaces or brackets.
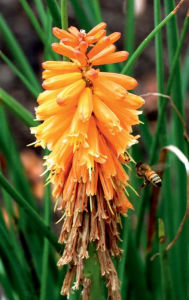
148,172,162,187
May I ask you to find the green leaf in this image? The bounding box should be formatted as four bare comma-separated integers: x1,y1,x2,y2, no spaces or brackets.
0,88,37,128
0,170,61,252
0,51,39,98
0,14,41,92
45,0,61,27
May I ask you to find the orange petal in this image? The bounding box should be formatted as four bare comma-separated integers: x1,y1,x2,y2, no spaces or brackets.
60,38,78,47
86,166,98,196
56,79,86,106
124,93,145,109
52,27,78,42
46,134,73,170
42,61,79,71
85,68,99,82
96,120,137,155
94,78,127,101
68,26,80,38
74,50,87,66
37,89,62,105
93,95,122,134
91,51,129,66
68,110,89,148
79,41,88,53
87,116,107,164
52,43,76,59
87,36,110,59
92,29,106,43
36,98,76,120
111,153,129,183
87,22,107,37
98,134,116,177
32,111,74,149
42,69,80,80
115,187,134,213
42,72,82,90
89,45,116,63
98,72,138,90
108,32,121,43
77,87,93,121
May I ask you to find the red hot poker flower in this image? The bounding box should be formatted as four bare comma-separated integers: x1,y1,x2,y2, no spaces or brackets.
31,22,144,299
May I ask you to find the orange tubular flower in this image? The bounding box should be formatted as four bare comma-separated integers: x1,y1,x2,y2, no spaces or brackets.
32,22,144,299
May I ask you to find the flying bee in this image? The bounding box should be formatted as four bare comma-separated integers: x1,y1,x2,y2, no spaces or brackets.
135,161,162,188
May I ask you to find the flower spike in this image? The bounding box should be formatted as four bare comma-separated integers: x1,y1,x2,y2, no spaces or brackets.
31,22,144,299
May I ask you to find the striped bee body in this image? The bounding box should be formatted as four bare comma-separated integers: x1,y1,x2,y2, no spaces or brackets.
145,170,162,187
135,162,162,188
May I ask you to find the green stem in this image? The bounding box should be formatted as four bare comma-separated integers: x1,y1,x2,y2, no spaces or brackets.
61,0,68,30
154,0,165,112
61,0,69,62
84,242,105,300
0,171,61,252
124,0,135,75
121,7,179,75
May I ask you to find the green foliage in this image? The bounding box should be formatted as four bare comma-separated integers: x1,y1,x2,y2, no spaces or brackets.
0,1,188,299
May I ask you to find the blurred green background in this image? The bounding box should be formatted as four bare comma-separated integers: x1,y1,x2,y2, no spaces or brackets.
0,0,188,299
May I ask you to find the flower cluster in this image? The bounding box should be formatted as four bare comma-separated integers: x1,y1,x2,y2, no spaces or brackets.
32,22,144,299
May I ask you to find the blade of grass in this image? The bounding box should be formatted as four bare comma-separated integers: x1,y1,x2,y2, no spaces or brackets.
0,14,41,92
19,0,57,60
69,0,92,31
34,0,47,29
136,12,189,245
124,0,135,75
19,0,46,44
92,0,102,23
0,223,37,299
125,233,150,300
149,11,189,164
0,106,36,208
40,174,51,300
0,51,39,98
117,217,130,299
158,219,174,300
0,272,15,300
182,46,189,98
0,105,49,276
164,1,188,298
0,170,61,252
45,0,61,27
121,1,184,75
145,3,167,293
0,88,37,127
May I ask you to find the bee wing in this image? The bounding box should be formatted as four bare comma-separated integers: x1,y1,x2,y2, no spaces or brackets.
151,162,170,173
